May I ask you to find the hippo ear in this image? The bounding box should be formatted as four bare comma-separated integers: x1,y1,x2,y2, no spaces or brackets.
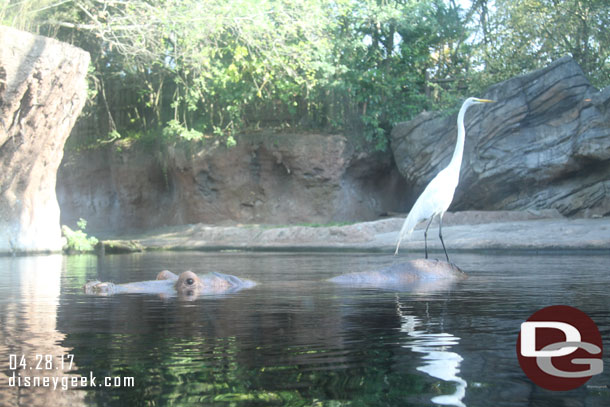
157,270,178,281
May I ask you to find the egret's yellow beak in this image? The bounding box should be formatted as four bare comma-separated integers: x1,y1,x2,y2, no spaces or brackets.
475,98,495,103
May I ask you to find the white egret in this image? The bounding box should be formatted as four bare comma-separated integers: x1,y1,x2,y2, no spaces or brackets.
394,97,494,261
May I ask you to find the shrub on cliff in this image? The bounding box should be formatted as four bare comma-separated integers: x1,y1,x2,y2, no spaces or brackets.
62,218,99,253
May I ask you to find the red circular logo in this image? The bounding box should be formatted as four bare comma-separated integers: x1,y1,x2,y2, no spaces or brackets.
517,305,603,391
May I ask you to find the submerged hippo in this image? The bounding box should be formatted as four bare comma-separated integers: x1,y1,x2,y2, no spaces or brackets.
329,259,466,293
84,270,256,299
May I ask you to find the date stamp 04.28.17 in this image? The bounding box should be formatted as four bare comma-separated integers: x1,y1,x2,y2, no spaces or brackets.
7,354,134,390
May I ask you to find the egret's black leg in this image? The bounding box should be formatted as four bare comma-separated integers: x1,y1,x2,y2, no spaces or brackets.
424,217,434,259
439,214,450,263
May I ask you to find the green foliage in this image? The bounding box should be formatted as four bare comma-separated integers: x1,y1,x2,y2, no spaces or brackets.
107,130,121,142
225,135,237,148
3,0,608,152
162,120,204,142
477,0,610,89
76,217,88,231
62,219,99,253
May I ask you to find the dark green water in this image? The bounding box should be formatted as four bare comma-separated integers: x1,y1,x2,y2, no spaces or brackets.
0,251,608,406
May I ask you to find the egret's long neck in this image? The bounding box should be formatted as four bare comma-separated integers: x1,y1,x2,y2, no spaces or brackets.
448,104,468,173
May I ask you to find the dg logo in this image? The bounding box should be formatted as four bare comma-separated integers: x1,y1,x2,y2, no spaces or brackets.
517,305,604,391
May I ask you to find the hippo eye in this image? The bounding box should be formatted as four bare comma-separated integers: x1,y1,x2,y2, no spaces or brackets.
186,290,194,296
186,278,194,285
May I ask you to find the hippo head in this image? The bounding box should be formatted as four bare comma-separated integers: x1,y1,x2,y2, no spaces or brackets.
83,280,116,295
175,271,203,299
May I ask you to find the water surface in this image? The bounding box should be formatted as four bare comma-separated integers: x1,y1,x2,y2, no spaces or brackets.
0,251,608,406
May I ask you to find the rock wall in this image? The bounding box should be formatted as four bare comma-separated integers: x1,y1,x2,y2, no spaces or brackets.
0,27,90,253
392,57,610,217
57,134,409,233
57,57,609,235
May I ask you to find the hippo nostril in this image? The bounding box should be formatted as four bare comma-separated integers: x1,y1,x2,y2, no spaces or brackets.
186,278,194,285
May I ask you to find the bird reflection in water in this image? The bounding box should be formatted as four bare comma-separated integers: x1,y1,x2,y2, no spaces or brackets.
398,306,467,407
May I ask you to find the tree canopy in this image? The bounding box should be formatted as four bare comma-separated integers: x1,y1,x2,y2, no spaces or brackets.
2,0,608,151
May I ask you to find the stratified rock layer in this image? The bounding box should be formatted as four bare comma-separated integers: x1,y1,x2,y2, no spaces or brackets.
0,26,90,253
392,57,610,217
57,134,409,233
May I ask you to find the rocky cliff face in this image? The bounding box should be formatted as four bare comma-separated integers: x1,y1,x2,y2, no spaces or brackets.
0,27,89,253
57,134,409,233
57,57,609,235
392,57,610,217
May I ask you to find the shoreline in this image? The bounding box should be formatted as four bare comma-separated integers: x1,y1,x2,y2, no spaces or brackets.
105,210,610,254
3,211,610,256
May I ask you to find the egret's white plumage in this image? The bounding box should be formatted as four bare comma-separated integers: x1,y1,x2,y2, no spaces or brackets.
394,97,494,260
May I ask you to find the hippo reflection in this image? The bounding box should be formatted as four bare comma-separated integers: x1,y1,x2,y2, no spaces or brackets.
84,270,256,299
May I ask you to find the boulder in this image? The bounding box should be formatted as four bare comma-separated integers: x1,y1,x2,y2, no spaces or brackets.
391,57,610,217
57,133,409,232
0,26,89,253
